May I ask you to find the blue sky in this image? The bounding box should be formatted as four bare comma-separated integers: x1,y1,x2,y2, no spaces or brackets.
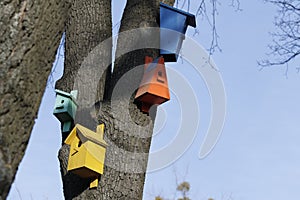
7,0,300,200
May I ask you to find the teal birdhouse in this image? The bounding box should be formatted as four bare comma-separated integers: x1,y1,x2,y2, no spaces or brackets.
53,89,78,133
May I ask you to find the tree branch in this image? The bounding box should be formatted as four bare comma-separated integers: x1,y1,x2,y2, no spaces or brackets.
260,0,300,69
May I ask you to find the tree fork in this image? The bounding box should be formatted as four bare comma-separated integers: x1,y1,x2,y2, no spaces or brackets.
56,0,174,199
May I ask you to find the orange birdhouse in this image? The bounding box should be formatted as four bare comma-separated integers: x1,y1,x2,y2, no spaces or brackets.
135,56,170,113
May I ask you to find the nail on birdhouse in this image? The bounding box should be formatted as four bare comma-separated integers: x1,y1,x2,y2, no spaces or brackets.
64,123,108,189
135,56,170,113
160,3,196,62
53,89,78,134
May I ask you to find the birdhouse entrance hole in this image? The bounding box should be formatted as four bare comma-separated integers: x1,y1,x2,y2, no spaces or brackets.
78,140,82,147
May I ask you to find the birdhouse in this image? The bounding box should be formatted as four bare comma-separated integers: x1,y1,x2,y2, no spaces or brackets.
160,3,196,62
135,56,170,113
53,89,78,133
64,123,108,189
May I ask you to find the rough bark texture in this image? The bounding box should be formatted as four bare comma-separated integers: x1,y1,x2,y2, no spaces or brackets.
161,0,175,5
55,0,113,199
95,0,161,198
56,0,174,199
0,0,68,199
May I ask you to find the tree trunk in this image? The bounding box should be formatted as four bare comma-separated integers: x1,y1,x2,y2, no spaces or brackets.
55,0,113,199
0,0,68,199
56,0,174,199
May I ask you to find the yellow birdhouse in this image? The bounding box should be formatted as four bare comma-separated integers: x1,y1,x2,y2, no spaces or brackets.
64,124,108,189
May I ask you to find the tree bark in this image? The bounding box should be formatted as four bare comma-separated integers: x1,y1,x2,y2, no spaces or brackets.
0,0,68,199
56,0,174,199
161,0,175,5
55,0,113,199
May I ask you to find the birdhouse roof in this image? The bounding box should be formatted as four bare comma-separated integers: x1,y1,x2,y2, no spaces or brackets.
65,124,108,147
55,89,78,104
160,3,196,28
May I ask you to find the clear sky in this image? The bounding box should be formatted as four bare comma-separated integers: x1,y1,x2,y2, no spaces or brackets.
7,0,300,200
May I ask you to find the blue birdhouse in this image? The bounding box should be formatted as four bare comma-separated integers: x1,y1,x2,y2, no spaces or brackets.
53,89,78,133
160,3,196,62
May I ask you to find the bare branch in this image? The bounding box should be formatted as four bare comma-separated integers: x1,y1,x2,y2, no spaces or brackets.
191,0,241,55
260,0,300,69
192,0,222,55
209,0,221,55
14,184,23,200
229,0,242,11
